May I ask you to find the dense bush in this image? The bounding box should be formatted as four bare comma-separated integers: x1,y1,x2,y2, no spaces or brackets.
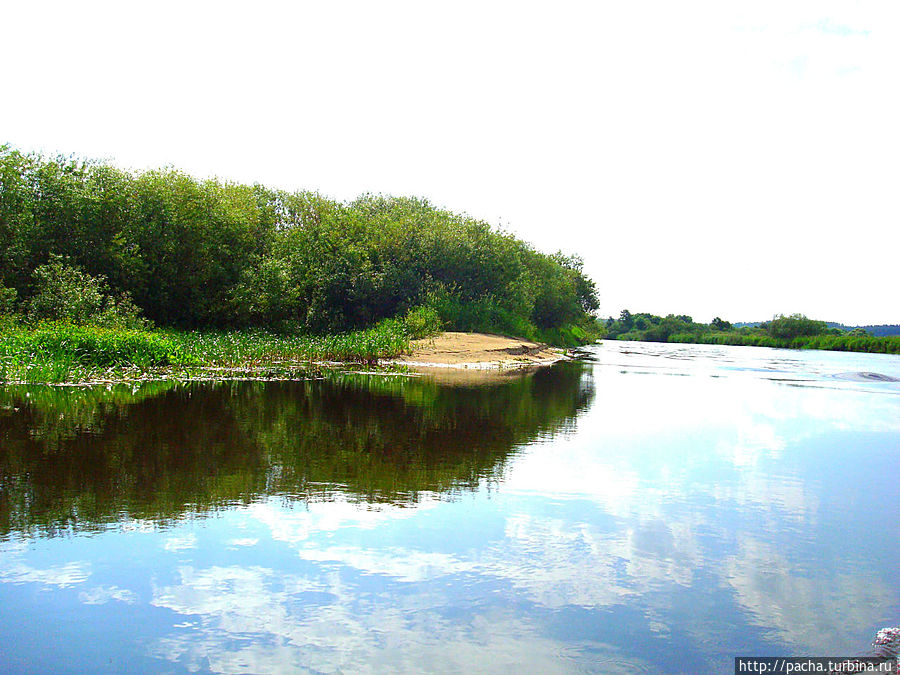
606,311,705,343
0,284,15,314
0,146,599,342
26,256,148,329
760,313,829,339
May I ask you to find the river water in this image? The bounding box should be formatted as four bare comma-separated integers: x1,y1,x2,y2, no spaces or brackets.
1,341,899,674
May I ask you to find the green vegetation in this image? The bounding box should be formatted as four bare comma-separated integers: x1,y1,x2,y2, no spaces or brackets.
0,322,196,383
0,307,440,383
820,322,900,337
166,310,435,369
604,311,900,354
0,146,599,362
25,254,148,328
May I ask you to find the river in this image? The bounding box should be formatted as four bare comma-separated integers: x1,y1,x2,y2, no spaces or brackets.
1,341,898,673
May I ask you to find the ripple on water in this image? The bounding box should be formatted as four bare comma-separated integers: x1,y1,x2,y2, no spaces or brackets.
832,372,900,383
584,655,659,675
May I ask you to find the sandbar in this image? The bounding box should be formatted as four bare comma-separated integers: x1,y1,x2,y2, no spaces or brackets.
391,331,567,371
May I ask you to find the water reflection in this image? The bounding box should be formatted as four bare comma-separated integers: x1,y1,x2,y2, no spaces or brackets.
0,363,593,536
499,344,900,663
725,537,894,654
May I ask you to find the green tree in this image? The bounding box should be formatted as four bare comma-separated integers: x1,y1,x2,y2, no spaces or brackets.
765,314,828,339
27,256,147,328
0,147,600,342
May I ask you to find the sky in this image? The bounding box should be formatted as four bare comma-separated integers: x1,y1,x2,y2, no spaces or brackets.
2,0,898,325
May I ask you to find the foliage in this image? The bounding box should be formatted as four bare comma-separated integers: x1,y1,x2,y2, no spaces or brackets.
401,305,443,339
0,284,15,315
0,323,199,382
760,313,829,339
26,255,148,329
711,316,731,331
604,310,900,355
1,146,598,343
535,323,591,348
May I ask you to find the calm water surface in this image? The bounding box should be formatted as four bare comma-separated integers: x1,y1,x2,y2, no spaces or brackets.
1,341,899,674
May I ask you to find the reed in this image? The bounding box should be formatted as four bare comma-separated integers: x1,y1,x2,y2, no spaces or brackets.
0,314,424,384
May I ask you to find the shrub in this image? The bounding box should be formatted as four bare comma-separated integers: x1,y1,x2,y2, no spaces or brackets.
27,256,148,329
402,305,443,339
764,314,828,339
0,285,16,314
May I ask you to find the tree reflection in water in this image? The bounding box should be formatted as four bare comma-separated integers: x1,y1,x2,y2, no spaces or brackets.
0,363,593,537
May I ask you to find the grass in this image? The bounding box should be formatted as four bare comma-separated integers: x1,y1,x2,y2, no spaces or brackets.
666,331,900,354
0,314,432,384
166,321,411,368
0,323,190,383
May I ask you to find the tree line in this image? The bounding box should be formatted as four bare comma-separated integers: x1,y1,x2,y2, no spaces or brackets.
0,146,599,342
604,311,900,354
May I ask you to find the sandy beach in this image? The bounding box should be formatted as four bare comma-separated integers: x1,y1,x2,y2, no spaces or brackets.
392,331,567,370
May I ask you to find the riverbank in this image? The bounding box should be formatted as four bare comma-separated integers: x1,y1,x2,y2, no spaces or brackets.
0,321,568,385
0,320,411,385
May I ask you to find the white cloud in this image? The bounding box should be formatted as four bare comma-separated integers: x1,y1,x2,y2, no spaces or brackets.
247,496,437,546
0,560,91,588
296,547,475,584
163,534,198,552
79,584,138,605
149,563,654,674
119,518,158,533
725,538,893,653
0,537,92,588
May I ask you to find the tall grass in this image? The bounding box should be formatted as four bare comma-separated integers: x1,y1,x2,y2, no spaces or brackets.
0,311,435,384
0,322,198,383
168,320,411,369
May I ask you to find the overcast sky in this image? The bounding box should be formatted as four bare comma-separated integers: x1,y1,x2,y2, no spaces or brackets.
2,1,898,324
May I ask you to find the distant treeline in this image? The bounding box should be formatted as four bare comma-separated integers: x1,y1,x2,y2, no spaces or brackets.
0,146,599,343
843,324,900,337
605,311,900,354
826,323,900,337
735,321,900,338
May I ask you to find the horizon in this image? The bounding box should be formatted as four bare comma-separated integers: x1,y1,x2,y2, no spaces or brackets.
2,1,897,325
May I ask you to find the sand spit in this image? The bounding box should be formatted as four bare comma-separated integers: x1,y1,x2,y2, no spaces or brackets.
392,332,567,371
